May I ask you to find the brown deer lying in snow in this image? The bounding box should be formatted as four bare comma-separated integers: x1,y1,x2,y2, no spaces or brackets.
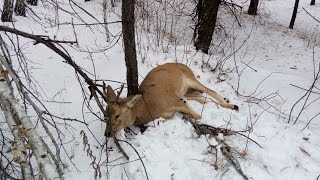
104,63,238,137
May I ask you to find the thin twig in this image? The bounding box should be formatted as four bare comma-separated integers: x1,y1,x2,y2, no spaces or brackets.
118,139,150,180
289,84,320,95
301,112,320,131
113,137,129,160
59,21,123,26
302,7,320,23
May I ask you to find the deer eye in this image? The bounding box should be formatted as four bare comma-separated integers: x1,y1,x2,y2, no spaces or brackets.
115,114,120,119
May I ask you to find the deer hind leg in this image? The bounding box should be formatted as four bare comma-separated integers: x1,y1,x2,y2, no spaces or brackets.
184,90,208,104
186,78,239,110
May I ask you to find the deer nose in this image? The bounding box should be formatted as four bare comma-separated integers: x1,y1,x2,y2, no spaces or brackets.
105,129,112,137
106,131,112,137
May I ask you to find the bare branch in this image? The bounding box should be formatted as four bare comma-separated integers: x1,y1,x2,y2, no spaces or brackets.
0,25,107,104
302,7,320,23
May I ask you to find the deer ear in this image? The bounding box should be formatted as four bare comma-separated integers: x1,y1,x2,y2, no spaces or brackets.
126,94,142,108
104,85,117,104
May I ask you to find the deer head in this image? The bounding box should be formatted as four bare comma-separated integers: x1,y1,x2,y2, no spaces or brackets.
104,85,142,137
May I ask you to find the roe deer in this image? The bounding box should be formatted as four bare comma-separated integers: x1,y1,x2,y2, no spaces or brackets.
104,63,238,137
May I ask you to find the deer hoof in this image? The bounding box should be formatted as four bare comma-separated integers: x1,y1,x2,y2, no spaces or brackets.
233,105,239,111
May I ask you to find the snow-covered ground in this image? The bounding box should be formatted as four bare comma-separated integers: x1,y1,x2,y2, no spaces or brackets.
1,0,320,179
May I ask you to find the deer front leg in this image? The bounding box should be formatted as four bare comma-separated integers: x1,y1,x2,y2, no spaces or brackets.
175,99,201,121
161,100,201,121
184,91,208,104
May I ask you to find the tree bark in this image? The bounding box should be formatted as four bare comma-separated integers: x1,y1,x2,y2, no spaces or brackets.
0,65,32,180
289,0,300,29
0,75,61,180
26,0,37,6
248,0,259,15
103,0,110,41
0,94,33,180
1,0,14,22
310,0,315,5
122,0,139,96
14,0,26,16
194,0,221,54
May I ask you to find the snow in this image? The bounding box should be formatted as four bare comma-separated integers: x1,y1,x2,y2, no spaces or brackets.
0,0,320,179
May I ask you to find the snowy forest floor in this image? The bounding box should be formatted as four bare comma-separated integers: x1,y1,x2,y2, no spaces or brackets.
0,0,320,179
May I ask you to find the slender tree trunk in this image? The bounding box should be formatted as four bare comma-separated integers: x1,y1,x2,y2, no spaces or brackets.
26,0,37,6
289,0,300,29
248,0,259,15
103,0,110,41
310,0,315,5
194,0,221,54
1,0,14,22
14,0,26,16
122,0,139,96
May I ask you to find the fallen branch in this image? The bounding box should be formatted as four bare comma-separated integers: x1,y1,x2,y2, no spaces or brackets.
220,145,249,180
113,137,129,160
183,116,252,180
184,116,262,148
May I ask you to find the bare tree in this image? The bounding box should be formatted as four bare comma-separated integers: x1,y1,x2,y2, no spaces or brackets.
248,0,259,15
193,0,221,54
1,0,14,22
289,0,300,29
14,0,26,16
122,0,139,96
310,0,315,5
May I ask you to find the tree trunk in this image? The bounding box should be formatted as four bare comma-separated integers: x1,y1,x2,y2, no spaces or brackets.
0,76,61,180
289,0,300,29
14,0,26,16
248,0,259,15
310,0,315,5
194,0,221,54
0,65,33,180
26,0,37,6
103,0,110,41
1,0,14,22
122,0,139,96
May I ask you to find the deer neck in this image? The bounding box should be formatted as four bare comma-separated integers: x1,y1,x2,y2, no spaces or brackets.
131,96,154,125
